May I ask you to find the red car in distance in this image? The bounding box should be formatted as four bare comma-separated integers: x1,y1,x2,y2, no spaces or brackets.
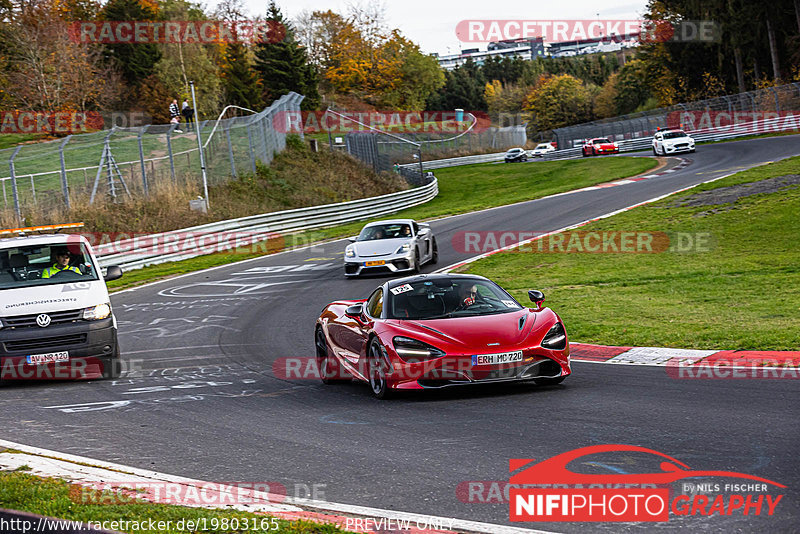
582,137,619,156
314,274,571,398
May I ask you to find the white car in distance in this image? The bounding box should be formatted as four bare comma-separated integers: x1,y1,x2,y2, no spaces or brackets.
652,129,695,155
531,143,556,157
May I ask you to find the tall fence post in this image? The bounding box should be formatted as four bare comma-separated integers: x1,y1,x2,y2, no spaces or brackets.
166,124,176,183
224,122,237,178
246,122,257,173
137,125,150,196
59,135,72,209
770,87,780,113
8,146,22,225
260,113,269,162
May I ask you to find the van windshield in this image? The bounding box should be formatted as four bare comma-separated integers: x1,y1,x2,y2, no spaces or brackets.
0,243,99,289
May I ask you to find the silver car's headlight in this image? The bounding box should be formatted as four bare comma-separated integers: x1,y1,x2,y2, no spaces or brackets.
345,246,356,258
396,243,411,254
83,303,111,321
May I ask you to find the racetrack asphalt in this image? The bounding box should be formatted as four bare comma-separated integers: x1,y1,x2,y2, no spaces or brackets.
2,134,799,533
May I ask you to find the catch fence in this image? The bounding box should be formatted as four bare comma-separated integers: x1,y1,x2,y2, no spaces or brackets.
0,93,304,222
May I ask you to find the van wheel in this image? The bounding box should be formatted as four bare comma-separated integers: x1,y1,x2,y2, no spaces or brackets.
102,348,121,379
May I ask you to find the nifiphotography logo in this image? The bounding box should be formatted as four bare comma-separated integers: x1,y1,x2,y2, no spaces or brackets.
509,445,785,522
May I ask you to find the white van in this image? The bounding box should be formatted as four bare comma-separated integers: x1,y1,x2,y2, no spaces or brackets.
0,225,123,381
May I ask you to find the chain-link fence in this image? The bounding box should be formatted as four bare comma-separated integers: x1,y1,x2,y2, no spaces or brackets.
553,82,800,149
344,125,527,184
0,92,304,223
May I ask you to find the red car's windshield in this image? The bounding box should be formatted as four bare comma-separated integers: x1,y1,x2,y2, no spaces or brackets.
386,278,522,320
593,138,611,144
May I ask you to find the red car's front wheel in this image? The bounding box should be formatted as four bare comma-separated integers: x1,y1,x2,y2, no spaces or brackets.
368,339,392,399
316,328,347,384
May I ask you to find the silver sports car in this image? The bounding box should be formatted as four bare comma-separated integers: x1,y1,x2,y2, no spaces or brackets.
344,219,438,276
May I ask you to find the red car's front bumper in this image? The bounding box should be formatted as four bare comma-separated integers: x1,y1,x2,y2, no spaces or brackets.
385,348,571,390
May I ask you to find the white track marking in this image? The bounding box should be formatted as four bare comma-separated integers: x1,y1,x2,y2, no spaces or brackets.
0,439,557,534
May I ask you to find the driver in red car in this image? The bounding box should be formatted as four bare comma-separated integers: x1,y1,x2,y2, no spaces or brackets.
42,247,81,278
458,283,479,308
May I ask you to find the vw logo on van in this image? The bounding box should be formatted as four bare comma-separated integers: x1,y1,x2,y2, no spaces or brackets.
36,314,52,328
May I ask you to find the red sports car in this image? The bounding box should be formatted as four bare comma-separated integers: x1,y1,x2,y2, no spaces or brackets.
582,137,619,156
314,274,571,398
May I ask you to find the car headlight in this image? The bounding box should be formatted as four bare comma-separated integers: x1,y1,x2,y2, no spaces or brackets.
393,336,445,362
396,243,410,254
345,246,355,258
541,322,567,350
83,303,111,321
613,142,619,148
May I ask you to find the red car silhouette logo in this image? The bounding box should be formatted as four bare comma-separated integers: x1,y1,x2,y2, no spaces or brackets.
510,444,785,487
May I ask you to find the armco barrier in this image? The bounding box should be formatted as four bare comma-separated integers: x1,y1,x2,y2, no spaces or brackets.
95,178,438,271
419,114,799,170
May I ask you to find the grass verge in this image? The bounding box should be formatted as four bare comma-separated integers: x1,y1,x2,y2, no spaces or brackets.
460,156,800,350
106,157,656,291
0,470,341,534
0,133,46,150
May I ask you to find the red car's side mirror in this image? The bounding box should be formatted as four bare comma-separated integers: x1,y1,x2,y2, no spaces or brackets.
345,304,365,321
528,290,545,310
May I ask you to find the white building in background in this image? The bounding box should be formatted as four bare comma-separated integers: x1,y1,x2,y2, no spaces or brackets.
435,35,639,69
433,38,546,71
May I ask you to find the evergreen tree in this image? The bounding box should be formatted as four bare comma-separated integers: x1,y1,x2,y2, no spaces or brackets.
101,0,161,86
253,1,320,110
220,41,261,110
426,59,487,111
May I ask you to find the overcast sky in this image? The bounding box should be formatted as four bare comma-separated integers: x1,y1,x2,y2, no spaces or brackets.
229,0,650,56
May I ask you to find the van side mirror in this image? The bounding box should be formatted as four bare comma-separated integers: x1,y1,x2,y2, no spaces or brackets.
528,290,545,309
104,265,123,282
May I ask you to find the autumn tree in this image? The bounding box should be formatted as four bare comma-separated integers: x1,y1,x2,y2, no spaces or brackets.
484,80,529,123
612,59,652,114
523,74,593,132
3,0,120,113
321,7,443,110
295,9,353,73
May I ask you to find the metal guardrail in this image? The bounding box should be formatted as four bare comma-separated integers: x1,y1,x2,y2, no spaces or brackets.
419,115,798,169
95,178,438,271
